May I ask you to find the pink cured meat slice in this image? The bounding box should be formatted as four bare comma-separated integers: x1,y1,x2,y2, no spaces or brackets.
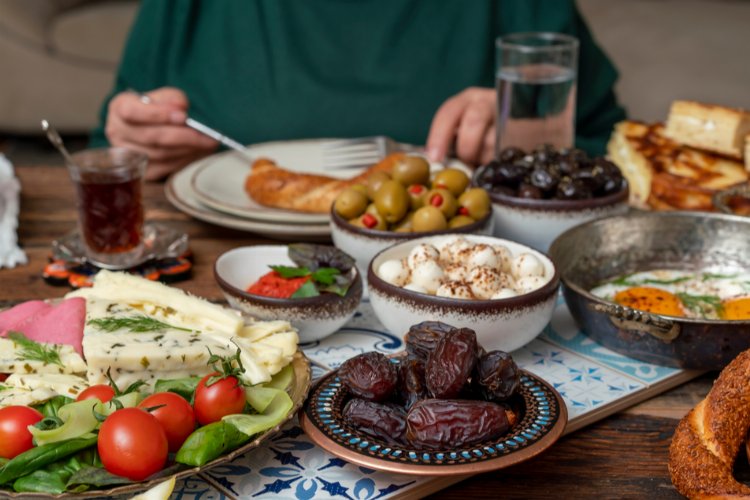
9,298,86,356
0,300,53,334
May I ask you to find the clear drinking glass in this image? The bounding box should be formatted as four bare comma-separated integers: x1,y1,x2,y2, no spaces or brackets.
495,32,579,154
66,147,147,269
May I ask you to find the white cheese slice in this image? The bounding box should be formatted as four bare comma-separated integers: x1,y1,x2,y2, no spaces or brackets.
0,337,87,375
4,373,88,399
0,385,58,408
68,270,243,334
252,330,299,358
238,320,296,342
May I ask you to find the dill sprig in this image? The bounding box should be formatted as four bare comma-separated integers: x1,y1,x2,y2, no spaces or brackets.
88,315,192,333
610,275,692,287
7,331,63,367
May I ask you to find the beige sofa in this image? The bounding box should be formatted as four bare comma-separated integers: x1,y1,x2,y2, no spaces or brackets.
0,0,137,134
0,0,747,135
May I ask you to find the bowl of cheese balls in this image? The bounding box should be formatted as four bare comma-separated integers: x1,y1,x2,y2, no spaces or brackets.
330,155,494,277
367,234,559,352
474,145,629,252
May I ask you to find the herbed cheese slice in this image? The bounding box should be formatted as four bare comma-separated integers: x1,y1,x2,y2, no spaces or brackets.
68,270,243,334
4,373,88,399
0,386,58,408
0,337,87,375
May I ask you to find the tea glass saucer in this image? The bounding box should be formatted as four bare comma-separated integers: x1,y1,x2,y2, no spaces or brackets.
52,222,189,270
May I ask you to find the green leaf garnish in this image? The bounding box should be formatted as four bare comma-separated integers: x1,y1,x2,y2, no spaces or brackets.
676,293,724,317
87,315,192,333
701,272,738,281
310,267,341,285
7,332,63,367
270,265,311,279
205,342,246,387
291,280,320,298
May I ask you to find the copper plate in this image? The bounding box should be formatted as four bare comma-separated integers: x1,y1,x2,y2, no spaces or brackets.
300,363,567,476
1,352,311,498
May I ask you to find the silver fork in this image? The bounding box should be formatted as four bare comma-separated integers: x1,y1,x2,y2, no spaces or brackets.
322,136,405,170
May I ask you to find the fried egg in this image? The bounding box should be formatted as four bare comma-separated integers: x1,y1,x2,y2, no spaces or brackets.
591,269,750,320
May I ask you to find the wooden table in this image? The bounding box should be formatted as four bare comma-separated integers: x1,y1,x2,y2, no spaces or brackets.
3,164,718,499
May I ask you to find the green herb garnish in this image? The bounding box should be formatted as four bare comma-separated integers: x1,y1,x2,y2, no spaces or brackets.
205,342,246,387
610,275,692,287
702,272,738,281
87,315,192,333
7,332,63,367
676,293,724,317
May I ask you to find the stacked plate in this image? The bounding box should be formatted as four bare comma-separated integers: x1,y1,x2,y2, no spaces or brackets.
166,139,363,240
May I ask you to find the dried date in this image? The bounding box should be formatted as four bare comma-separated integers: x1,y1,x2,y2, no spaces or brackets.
339,352,398,402
406,399,512,449
404,321,456,360
398,357,428,409
474,350,520,401
343,398,406,445
425,328,478,399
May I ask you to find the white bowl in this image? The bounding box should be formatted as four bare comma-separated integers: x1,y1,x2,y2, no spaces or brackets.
367,234,559,352
214,245,362,343
330,208,494,279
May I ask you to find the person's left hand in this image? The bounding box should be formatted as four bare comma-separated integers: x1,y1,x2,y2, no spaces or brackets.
426,87,496,166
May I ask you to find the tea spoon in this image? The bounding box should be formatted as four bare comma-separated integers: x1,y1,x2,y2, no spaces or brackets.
41,120,76,166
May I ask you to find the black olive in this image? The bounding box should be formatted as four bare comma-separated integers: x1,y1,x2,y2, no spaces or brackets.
517,183,543,199
491,185,516,197
572,166,605,192
556,177,593,200
495,163,527,187
499,147,525,163
529,167,560,192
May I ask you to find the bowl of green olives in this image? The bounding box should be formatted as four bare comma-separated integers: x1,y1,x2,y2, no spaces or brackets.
474,146,629,252
330,155,494,277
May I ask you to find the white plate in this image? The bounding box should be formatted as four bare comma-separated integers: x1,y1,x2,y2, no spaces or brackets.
189,139,370,224
165,161,331,240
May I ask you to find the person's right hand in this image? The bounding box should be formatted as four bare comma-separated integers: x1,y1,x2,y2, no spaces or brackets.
105,87,219,181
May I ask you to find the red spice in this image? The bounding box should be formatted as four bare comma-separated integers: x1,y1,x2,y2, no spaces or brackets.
247,271,310,298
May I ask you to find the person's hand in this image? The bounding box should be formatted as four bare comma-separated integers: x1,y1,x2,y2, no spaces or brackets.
426,87,496,167
105,87,219,180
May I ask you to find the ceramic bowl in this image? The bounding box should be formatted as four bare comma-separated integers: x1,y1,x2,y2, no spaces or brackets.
474,165,629,252
214,245,362,343
367,234,559,352
330,207,494,279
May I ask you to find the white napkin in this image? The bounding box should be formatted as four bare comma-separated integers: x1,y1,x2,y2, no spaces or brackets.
0,154,27,268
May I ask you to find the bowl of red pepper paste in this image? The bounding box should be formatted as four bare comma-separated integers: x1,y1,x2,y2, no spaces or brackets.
215,245,362,343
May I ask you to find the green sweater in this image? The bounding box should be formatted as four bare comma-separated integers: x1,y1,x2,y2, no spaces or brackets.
91,0,625,155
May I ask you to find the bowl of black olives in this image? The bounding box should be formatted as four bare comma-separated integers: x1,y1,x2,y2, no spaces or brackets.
473,145,629,251
331,155,494,277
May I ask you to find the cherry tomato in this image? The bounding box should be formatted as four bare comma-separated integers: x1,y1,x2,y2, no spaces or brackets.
0,406,43,459
98,408,168,481
76,384,115,403
138,392,196,452
0,374,8,382
193,373,246,425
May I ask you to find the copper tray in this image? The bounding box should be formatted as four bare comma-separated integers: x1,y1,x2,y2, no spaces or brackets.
300,361,567,476
1,352,311,498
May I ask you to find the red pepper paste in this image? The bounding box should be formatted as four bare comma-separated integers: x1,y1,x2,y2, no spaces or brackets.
247,271,310,298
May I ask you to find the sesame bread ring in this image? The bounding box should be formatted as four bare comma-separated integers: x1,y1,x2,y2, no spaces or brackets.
669,349,750,498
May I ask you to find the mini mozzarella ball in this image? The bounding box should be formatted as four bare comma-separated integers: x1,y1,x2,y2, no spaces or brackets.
468,266,502,300
491,287,519,300
437,236,472,263
493,245,514,273
512,252,545,280
444,263,469,282
436,281,474,299
515,275,549,294
377,259,409,286
410,260,445,294
403,282,428,294
407,243,440,270
466,244,499,270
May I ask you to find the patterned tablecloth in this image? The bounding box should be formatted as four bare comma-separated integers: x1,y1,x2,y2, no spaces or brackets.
170,297,694,499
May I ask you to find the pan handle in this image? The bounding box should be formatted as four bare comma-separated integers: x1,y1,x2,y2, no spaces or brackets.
589,302,680,342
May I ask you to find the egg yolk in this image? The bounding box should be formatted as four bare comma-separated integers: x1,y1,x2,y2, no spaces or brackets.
614,286,686,317
720,297,750,320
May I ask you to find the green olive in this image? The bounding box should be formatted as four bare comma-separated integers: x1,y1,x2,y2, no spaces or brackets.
432,168,470,197
424,188,458,219
350,183,368,197
412,205,448,232
350,211,387,230
457,188,491,220
406,184,428,211
365,202,380,215
366,171,391,200
392,156,431,186
391,212,414,233
448,215,476,229
334,188,368,219
374,180,410,223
